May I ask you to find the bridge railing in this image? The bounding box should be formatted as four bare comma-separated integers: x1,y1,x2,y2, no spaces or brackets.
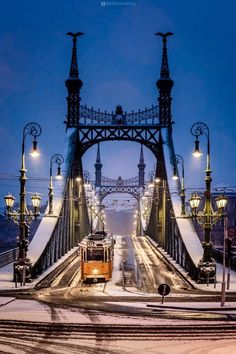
80,105,159,126
27,130,81,277
154,128,203,279
0,248,18,268
211,248,236,271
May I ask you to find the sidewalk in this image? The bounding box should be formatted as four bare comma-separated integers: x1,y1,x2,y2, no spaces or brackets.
0,246,79,291
158,246,236,293
145,236,236,293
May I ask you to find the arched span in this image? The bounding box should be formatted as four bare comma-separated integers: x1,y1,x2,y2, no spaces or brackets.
77,129,161,158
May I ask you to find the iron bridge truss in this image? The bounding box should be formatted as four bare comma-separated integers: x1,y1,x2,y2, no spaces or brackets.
99,176,141,201
77,104,164,156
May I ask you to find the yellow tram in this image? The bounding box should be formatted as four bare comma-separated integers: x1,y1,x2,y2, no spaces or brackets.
80,231,114,283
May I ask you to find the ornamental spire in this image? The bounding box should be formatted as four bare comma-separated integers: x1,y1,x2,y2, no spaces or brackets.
155,32,173,78
67,32,84,78
65,32,84,128
96,143,101,164
95,144,103,188
156,32,174,127
138,145,146,188
139,144,144,164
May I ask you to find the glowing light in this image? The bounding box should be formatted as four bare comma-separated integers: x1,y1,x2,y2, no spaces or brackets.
4,194,15,208
31,193,41,209
189,193,201,209
215,195,228,210
30,139,40,158
192,139,203,158
55,166,63,179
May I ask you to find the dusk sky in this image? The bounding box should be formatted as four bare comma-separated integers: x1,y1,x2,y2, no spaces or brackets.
0,0,236,206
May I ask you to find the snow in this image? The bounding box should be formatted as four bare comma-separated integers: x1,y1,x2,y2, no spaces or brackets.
0,246,79,290
28,129,77,264
163,132,205,265
1,300,236,354
0,297,15,306
1,233,236,354
110,235,123,284
0,298,235,323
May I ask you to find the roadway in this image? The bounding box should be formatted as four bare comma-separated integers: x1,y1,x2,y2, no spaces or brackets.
130,234,191,292
0,316,236,354
1,235,236,353
33,234,192,306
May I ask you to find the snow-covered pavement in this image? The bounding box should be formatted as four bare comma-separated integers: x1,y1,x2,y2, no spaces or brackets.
0,234,236,353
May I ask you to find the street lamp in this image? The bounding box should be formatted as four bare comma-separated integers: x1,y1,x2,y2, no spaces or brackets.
172,154,186,215
190,122,227,283
48,154,64,215
4,122,42,285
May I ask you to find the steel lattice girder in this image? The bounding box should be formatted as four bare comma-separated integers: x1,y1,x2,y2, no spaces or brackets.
78,125,161,156
100,185,141,200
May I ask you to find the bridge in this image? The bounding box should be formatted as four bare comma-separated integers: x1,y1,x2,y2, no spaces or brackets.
0,32,229,287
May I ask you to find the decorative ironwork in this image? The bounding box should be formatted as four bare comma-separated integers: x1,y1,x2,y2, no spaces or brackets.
156,32,174,126
79,104,159,126
100,185,141,201
155,32,173,78
99,176,141,200
101,176,139,186
65,33,84,128
78,125,160,156
66,32,84,78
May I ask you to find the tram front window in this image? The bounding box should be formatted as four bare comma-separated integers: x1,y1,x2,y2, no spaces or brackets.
87,249,104,261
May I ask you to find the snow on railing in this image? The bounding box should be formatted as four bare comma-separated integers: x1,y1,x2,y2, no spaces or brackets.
163,129,203,267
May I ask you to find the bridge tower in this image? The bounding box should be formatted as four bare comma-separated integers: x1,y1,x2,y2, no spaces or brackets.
156,32,174,127
144,33,175,246
138,145,146,188
95,144,103,188
65,32,84,128
65,32,90,241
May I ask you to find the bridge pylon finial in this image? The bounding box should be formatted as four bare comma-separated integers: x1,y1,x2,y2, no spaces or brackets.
95,143,103,188
66,32,84,79
65,32,84,128
138,145,146,188
155,32,174,127
155,32,173,79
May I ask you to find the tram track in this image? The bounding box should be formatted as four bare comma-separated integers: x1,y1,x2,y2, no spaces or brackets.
0,321,236,340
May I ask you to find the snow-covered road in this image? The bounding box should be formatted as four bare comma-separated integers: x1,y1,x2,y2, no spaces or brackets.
0,307,235,354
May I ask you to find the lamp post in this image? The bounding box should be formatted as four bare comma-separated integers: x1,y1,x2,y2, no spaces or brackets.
221,214,228,306
172,154,186,215
48,154,64,215
4,122,42,285
190,121,227,283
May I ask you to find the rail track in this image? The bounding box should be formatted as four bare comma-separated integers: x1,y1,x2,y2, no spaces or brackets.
0,321,235,354
0,321,236,339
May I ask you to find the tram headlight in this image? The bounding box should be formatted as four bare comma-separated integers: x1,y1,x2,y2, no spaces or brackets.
93,268,98,275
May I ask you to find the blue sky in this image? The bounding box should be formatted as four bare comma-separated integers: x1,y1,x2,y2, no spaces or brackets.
0,0,236,206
